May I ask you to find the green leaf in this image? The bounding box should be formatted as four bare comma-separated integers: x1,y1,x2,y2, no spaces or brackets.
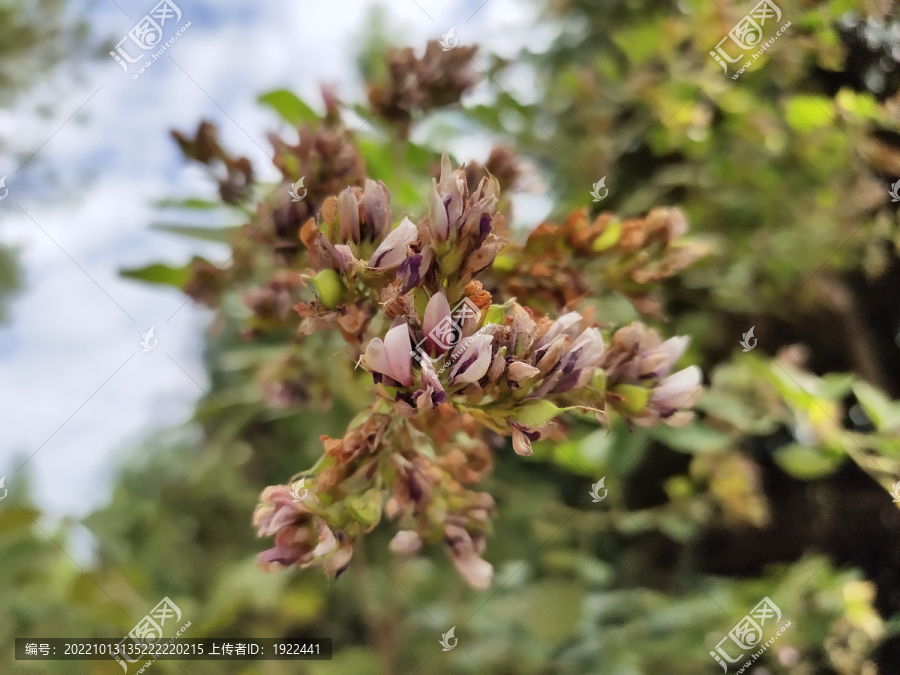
357,138,396,188
517,581,584,646
784,96,834,131
774,443,843,479
491,255,516,272
151,223,238,243
853,381,900,432
655,423,731,454
153,198,222,210
484,304,505,326
120,263,190,288
258,89,319,126
835,89,881,122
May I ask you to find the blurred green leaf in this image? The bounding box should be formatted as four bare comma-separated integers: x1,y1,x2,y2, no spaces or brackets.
784,96,834,131
655,423,732,454
151,223,238,243
120,263,191,288
774,443,843,479
853,381,900,432
258,89,319,126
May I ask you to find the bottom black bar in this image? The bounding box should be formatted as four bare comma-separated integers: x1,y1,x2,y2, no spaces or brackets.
15,638,332,660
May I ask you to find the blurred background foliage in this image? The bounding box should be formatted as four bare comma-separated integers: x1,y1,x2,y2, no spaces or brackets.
0,0,93,320
7,0,900,673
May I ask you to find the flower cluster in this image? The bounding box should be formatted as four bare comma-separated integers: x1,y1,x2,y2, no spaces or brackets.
490,207,709,317
160,56,706,590
367,41,480,136
253,153,703,588
295,152,505,339
601,322,702,427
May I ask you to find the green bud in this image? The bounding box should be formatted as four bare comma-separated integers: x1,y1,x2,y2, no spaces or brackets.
312,269,343,309
592,369,607,399
592,221,622,252
440,245,466,277
491,255,516,272
347,488,383,527
511,400,564,427
414,288,430,321
610,384,651,415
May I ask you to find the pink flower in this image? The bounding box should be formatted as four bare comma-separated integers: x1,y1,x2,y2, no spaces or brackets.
448,333,493,385
396,247,433,294
639,335,690,378
445,525,492,589
368,217,418,271
506,361,540,389
388,530,422,554
423,292,453,355
536,327,605,395
651,365,702,414
535,311,583,350
453,550,493,589
509,421,541,456
415,354,447,410
363,321,414,386
439,153,466,236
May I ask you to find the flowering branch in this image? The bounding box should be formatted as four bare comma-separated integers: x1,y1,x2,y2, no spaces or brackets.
253,151,703,588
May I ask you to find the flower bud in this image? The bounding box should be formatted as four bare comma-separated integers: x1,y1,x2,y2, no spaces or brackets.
312,269,343,309
347,488,383,528
363,179,392,241
429,181,450,242
339,188,360,244
506,361,540,389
